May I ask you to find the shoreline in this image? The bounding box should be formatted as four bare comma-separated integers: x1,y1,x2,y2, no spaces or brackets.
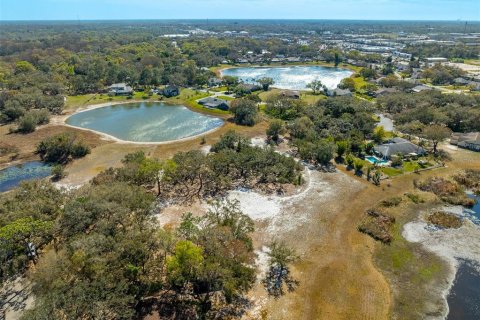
218,64,354,90
56,101,226,146
403,207,480,319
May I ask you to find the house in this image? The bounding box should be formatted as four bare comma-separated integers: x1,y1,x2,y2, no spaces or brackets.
162,86,180,97
374,137,426,160
373,88,398,97
411,85,433,93
423,57,448,67
453,77,470,85
208,78,223,88
450,132,480,152
198,97,230,111
326,88,352,97
280,90,300,99
234,83,262,95
108,83,133,95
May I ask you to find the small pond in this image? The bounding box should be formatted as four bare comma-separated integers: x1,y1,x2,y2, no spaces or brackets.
0,161,52,192
220,65,353,90
66,102,224,143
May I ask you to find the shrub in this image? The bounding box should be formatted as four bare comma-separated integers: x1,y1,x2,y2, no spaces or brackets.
37,133,90,164
51,164,67,181
345,154,355,169
16,114,37,133
70,143,90,158
381,196,402,207
266,119,285,143
427,211,462,229
391,154,403,167
405,192,424,204
354,160,364,175
15,109,50,133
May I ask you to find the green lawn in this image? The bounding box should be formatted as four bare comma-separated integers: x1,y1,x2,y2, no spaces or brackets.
216,95,234,101
380,159,433,177
66,89,230,116
65,92,147,110
176,89,230,116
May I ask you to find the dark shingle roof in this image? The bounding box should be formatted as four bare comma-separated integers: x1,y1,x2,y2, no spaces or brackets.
374,138,425,158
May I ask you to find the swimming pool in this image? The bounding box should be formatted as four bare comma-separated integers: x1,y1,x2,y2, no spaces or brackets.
365,156,389,165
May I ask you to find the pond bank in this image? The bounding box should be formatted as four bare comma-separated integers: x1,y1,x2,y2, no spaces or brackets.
62,101,225,145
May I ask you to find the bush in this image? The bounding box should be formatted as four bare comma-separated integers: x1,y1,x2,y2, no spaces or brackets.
16,114,37,133
70,143,90,158
15,109,50,133
37,133,90,164
345,154,355,169
381,196,402,207
391,155,403,167
427,211,462,229
51,164,67,181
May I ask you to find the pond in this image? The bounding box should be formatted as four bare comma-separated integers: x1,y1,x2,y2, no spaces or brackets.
447,261,480,320
220,65,353,90
0,161,52,192
66,102,224,143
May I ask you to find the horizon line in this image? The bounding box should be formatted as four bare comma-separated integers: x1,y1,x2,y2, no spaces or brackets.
1,18,480,23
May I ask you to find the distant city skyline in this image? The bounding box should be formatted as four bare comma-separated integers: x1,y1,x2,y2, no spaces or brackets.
1,0,479,21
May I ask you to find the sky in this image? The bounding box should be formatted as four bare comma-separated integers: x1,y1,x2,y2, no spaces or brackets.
0,0,479,21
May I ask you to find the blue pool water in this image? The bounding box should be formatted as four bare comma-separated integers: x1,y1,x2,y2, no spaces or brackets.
66,102,224,143
0,161,52,192
221,65,353,90
365,156,389,165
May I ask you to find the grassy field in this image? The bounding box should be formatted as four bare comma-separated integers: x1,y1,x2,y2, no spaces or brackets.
66,89,231,117
65,92,148,110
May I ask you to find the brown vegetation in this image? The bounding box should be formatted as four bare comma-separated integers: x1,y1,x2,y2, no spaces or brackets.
427,211,463,229
415,177,475,207
453,169,480,195
358,210,396,244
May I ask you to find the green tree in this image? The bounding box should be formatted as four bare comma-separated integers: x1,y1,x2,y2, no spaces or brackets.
373,126,386,144
15,61,36,74
230,98,258,126
257,77,274,91
306,79,326,95
262,241,299,298
422,124,452,155
266,119,285,143
338,77,356,92
167,240,204,288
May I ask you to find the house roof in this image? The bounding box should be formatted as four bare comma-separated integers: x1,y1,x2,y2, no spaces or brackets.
412,85,433,93
281,90,300,98
327,88,352,97
451,132,480,145
198,97,229,109
374,137,425,158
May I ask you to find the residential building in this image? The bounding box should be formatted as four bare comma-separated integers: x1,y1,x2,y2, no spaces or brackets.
162,86,180,97
374,137,426,159
108,83,133,95
198,97,230,110
450,132,480,152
